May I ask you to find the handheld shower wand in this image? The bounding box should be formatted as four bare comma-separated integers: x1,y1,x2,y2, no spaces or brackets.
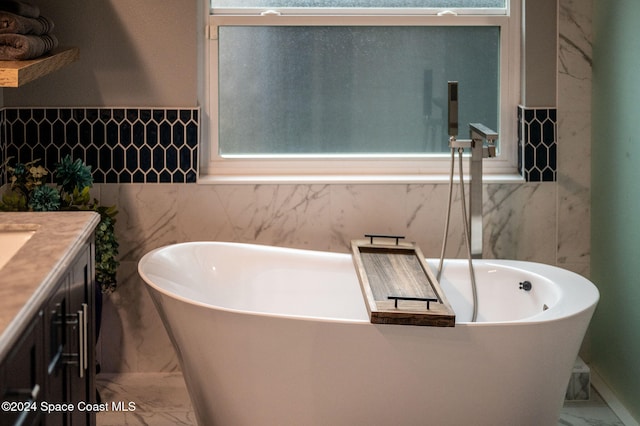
447,81,458,138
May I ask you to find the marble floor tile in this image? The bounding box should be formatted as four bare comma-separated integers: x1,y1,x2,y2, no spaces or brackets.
97,372,626,426
97,372,196,425
560,391,626,426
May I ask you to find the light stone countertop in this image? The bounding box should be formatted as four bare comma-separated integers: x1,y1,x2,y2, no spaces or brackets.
0,211,100,361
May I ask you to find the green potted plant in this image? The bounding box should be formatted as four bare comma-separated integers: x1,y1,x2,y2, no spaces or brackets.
1,155,119,293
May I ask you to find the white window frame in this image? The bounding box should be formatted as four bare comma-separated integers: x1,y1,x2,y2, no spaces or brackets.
201,2,521,183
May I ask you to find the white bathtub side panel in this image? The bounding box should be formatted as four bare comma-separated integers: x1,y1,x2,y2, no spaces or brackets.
150,286,595,426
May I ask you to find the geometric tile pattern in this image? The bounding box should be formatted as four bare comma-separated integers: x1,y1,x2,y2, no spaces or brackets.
2,107,199,184
1,106,555,184
517,105,557,182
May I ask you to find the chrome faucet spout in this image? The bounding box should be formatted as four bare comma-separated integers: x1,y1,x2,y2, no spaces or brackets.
469,122,498,145
467,123,498,259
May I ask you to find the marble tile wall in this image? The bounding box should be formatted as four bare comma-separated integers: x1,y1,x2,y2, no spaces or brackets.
96,181,562,372
557,0,592,272
1,0,592,373
95,0,591,374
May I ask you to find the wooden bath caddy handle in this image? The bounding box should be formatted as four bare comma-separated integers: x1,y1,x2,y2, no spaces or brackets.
363,234,405,245
388,296,439,310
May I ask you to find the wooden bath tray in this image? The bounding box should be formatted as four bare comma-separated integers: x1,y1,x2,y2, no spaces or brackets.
351,236,455,327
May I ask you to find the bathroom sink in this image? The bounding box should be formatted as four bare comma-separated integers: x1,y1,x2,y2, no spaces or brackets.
0,229,36,270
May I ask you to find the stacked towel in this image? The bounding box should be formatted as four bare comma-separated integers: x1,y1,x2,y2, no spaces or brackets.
0,0,39,18
0,12,54,35
0,0,57,60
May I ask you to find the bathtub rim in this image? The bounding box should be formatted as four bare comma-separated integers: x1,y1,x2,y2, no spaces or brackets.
138,241,599,327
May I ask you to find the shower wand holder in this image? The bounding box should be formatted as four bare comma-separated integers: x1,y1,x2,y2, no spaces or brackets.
449,136,472,150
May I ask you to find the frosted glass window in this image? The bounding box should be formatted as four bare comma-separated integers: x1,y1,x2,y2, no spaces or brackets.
218,26,499,156
212,0,505,9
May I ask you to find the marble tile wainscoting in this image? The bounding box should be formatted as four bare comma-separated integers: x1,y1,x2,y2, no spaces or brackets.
94,180,569,372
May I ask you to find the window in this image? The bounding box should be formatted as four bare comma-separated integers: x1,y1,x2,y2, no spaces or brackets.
203,0,519,181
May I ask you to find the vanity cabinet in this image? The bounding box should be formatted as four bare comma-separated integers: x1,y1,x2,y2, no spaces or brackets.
0,311,45,426
0,241,96,426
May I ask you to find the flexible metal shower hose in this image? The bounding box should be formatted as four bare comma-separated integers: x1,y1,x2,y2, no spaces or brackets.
437,147,479,322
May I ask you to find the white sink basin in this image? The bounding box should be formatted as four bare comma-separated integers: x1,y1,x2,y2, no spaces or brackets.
0,230,36,270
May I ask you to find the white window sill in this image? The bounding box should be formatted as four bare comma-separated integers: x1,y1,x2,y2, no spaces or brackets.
197,172,526,185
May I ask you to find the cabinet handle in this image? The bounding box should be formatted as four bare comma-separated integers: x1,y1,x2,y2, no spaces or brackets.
63,308,88,378
77,309,84,378
82,303,88,371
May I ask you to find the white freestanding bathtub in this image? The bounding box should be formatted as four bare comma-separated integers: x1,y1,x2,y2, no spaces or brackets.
139,242,599,426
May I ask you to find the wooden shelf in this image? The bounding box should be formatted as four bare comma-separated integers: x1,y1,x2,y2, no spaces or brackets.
0,47,79,88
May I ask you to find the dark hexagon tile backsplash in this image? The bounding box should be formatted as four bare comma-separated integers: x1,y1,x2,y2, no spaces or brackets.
2,107,199,184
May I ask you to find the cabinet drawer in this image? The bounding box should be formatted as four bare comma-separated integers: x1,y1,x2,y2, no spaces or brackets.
0,311,44,426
